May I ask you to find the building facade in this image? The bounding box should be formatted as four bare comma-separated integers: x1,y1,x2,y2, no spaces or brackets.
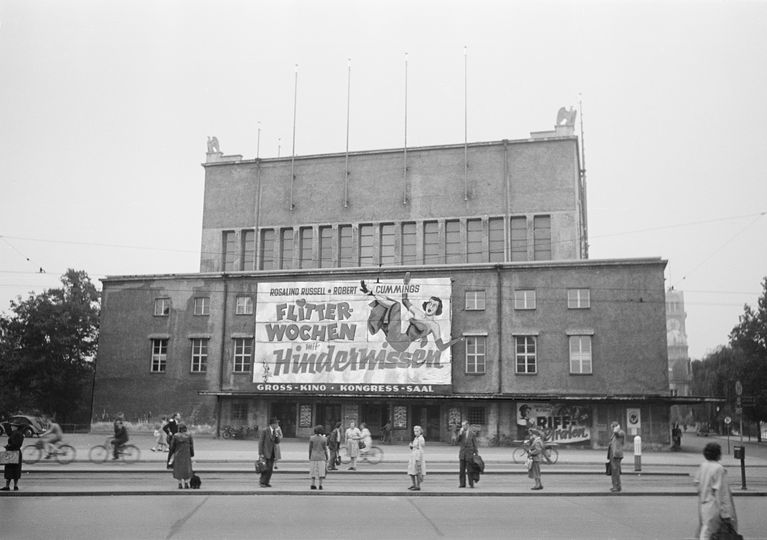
94,122,677,446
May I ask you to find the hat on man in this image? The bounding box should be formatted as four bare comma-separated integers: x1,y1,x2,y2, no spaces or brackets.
269,416,280,425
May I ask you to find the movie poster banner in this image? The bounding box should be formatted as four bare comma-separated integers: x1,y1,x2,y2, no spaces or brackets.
253,277,456,394
516,403,592,444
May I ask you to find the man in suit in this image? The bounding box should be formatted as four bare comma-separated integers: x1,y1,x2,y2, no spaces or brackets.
457,420,478,488
607,421,626,492
258,416,281,487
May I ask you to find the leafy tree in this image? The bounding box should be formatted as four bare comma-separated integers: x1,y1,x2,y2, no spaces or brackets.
0,270,99,423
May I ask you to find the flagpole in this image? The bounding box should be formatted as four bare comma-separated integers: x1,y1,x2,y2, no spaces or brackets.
464,46,468,201
345,59,351,208
403,52,408,205
290,64,298,211
257,121,261,160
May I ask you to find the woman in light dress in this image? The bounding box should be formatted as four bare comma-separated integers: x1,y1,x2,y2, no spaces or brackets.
308,425,329,490
407,425,426,491
694,442,737,540
359,422,373,457
344,421,362,470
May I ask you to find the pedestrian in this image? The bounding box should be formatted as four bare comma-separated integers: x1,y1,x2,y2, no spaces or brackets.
273,422,283,469
169,423,195,489
382,421,393,444
309,425,329,490
360,422,373,458
164,413,180,465
111,414,129,460
151,421,164,452
456,420,477,488
407,425,426,491
258,416,281,488
694,442,738,540
527,427,544,490
449,420,459,446
344,421,362,470
607,421,625,492
2,424,24,491
327,422,342,471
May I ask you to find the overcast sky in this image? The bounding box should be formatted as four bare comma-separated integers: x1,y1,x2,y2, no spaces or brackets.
1,0,765,361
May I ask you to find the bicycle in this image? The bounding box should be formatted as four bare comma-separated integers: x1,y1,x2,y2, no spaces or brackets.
88,437,141,464
341,445,383,465
512,442,559,464
22,441,76,465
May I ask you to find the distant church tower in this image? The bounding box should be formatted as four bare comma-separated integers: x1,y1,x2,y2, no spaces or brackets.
666,288,691,397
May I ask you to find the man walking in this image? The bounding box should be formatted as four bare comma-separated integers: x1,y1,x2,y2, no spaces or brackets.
258,417,281,487
607,421,625,492
456,421,477,488
327,422,342,471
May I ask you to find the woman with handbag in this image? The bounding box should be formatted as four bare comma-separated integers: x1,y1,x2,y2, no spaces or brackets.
526,428,544,490
2,424,24,491
694,442,738,540
407,425,426,491
344,421,362,470
169,423,194,489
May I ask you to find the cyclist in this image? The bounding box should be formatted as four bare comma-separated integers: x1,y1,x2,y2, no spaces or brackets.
111,414,130,460
38,418,64,458
360,422,373,458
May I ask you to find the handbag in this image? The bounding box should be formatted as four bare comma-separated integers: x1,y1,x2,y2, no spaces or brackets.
712,522,743,540
0,451,19,465
335,455,342,466
525,457,533,470
605,461,612,475
358,440,366,450
255,458,267,473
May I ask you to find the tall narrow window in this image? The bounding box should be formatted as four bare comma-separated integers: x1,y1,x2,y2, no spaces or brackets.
242,230,255,270
280,228,294,270
510,216,528,262
465,336,486,374
445,220,462,264
191,338,208,373
380,224,395,266
489,217,504,262
339,225,354,267
233,338,253,373
467,219,483,263
223,231,236,271
514,290,536,310
569,336,592,374
299,227,314,269
319,226,333,268
534,215,551,261
515,336,537,374
567,289,591,309
359,224,374,267
424,221,440,265
401,222,417,265
150,339,168,372
194,297,210,316
260,229,275,270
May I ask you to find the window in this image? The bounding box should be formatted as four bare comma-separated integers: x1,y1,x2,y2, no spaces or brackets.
280,228,294,269
514,290,536,310
150,339,168,372
380,224,395,265
468,407,486,425
467,219,483,263
194,297,210,316
191,338,208,372
242,230,255,270
489,217,504,262
359,224,374,267
339,225,354,267
235,296,253,315
232,402,248,420
569,336,592,374
299,227,314,269
223,231,236,271
510,216,527,262
515,336,537,374
260,229,275,270
533,215,551,261
567,289,590,309
233,338,253,372
424,221,440,265
154,298,170,316
402,222,417,265
465,291,486,310
445,220,462,264
319,226,333,268
465,336,486,374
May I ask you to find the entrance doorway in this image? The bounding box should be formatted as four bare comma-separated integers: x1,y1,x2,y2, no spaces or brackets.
316,403,342,435
270,403,297,438
361,404,390,440
414,405,441,441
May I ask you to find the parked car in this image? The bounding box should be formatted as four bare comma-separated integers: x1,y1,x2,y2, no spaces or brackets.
1,415,49,437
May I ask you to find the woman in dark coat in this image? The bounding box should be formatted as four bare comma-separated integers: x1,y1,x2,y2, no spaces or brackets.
169,423,194,489
2,424,24,491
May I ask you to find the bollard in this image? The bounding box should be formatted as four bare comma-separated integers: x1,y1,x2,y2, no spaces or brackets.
633,435,642,472
734,446,746,490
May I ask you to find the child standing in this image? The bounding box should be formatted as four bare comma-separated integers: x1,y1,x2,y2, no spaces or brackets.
152,417,168,452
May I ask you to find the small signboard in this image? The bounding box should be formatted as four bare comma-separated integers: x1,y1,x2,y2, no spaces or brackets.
724,416,732,425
